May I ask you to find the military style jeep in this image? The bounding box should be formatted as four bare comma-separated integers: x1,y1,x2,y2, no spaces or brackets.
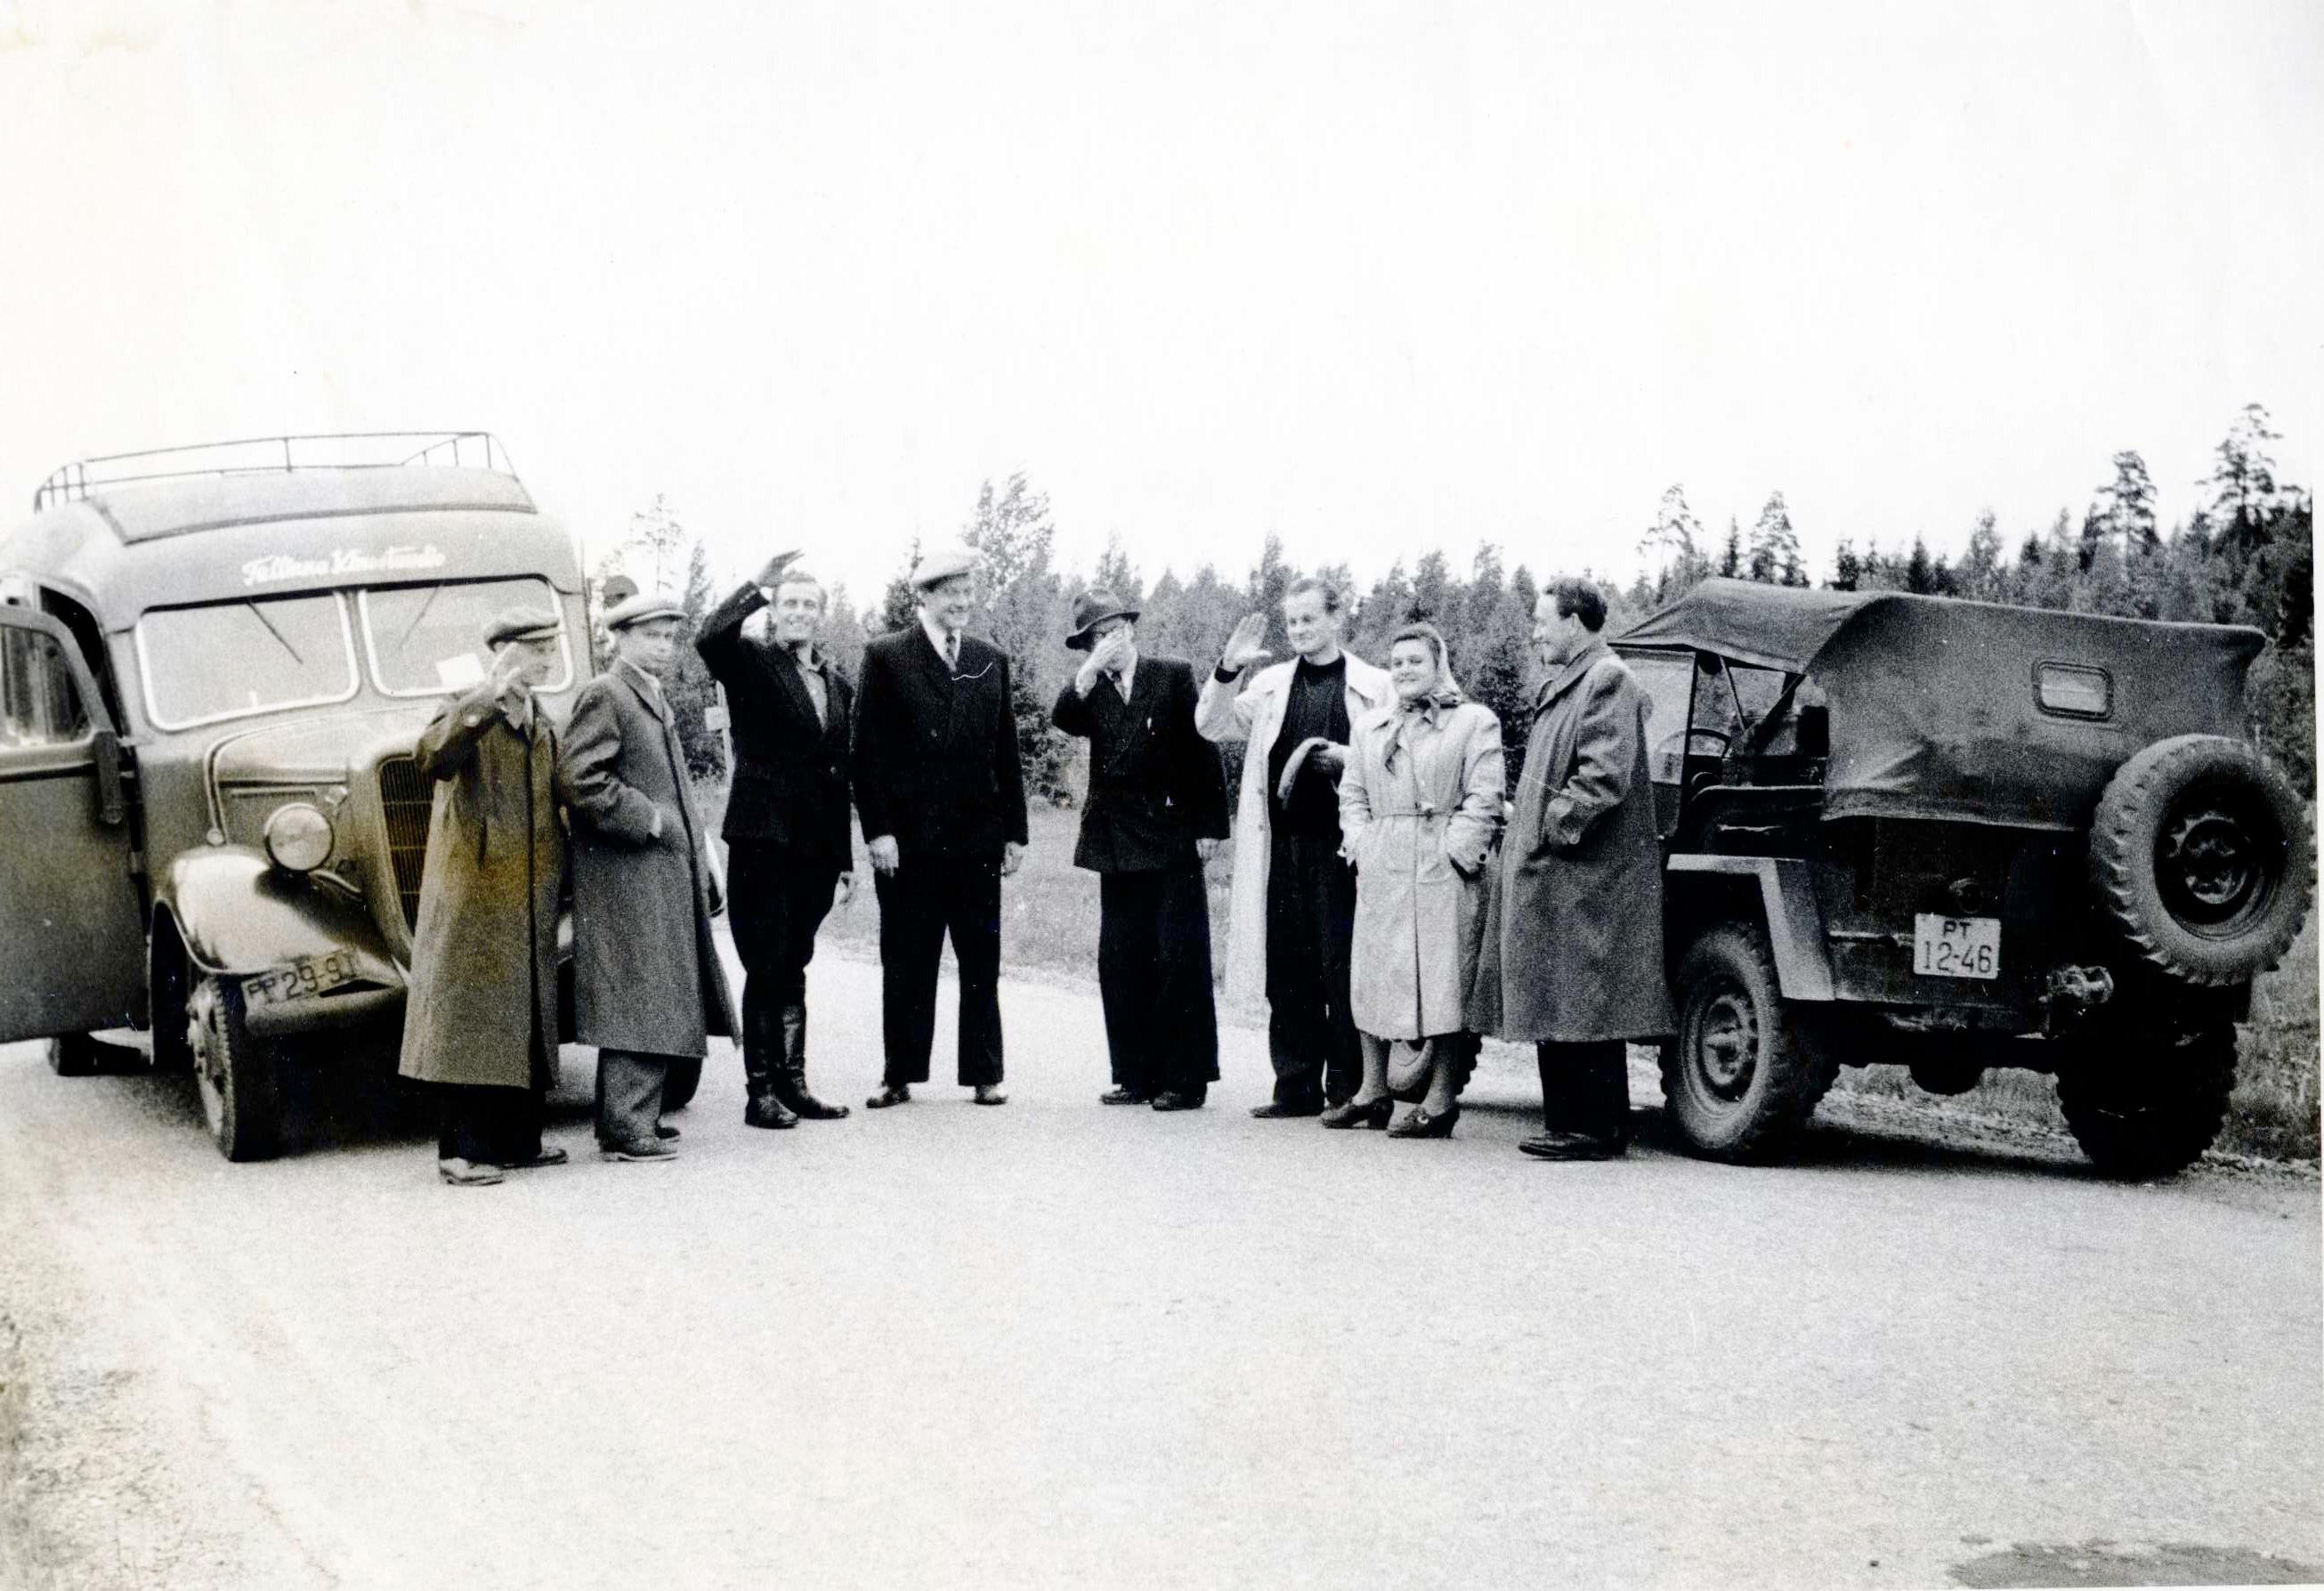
1613,579,2312,1176
0,434,697,1160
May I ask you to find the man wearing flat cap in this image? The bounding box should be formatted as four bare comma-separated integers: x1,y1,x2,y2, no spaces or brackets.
696,548,856,1128
563,590,741,1159
397,606,572,1186
1052,589,1229,1109
851,542,1028,1108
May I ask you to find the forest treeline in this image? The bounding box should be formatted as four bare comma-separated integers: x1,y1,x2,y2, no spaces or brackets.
610,402,2313,804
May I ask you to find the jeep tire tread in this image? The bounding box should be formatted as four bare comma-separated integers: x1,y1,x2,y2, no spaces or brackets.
2055,1019,2235,1180
2091,734,2311,986
1659,924,1838,1164
189,977,284,1163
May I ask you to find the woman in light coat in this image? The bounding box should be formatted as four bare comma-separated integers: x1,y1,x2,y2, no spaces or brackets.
1327,621,1505,1138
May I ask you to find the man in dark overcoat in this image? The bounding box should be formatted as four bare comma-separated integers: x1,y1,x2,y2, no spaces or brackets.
1051,589,1230,1110
397,606,571,1187
697,548,855,1127
563,591,741,1160
1492,574,1675,1160
851,542,1028,1108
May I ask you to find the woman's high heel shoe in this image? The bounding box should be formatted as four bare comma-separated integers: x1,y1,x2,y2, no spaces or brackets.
1320,1096,1396,1131
1387,1102,1460,1139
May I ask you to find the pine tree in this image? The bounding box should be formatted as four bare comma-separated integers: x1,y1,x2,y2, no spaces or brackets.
664,540,728,780
2097,450,2160,556
1748,491,1801,586
1830,538,1862,592
1719,517,1742,579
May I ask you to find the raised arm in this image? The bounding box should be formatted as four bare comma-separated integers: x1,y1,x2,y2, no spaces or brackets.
693,580,767,681
414,685,509,781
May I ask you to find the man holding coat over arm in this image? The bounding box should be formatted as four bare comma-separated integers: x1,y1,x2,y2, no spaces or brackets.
563,591,741,1161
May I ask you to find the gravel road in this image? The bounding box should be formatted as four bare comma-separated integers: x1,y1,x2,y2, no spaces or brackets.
2,943,2319,1589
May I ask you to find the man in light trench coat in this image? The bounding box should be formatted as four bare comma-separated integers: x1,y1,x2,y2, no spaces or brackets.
563,591,741,1160
1487,575,1675,1161
396,606,572,1187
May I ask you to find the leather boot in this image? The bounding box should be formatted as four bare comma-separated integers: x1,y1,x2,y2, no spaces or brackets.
743,1003,799,1129
775,1003,850,1120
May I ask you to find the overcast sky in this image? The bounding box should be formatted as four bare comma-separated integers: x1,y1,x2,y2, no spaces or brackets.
2,0,2317,607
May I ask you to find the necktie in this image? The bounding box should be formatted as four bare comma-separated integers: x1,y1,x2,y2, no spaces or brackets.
944,632,960,674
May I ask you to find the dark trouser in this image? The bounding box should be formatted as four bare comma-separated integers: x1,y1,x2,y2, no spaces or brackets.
727,840,839,1073
1537,1040,1631,1143
1097,863,1219,1099
596,1047,676,1150
1264,831,1362,1108
437,1083,543,1165
873,854,1004,1088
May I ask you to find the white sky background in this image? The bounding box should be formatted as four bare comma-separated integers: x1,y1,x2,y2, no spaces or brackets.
1,0,2317,606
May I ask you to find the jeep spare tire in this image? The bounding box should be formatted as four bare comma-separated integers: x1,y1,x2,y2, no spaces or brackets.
2090,734,2312,986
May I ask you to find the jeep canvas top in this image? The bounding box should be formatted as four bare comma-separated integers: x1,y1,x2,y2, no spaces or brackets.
1614,577,2312,1177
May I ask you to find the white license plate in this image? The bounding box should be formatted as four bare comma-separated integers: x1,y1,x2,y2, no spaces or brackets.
1914,914,2000,979
243,950,364,1010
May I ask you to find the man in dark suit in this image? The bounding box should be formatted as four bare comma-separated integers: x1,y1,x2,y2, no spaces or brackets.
851,543,1029,1108
563,591,741,1160
1052,589,1230,1110
697,550,855,1127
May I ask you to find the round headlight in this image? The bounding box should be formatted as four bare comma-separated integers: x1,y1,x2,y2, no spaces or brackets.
263,802,335,873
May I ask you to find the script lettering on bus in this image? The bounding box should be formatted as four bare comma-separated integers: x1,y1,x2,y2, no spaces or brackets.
239,545,450,589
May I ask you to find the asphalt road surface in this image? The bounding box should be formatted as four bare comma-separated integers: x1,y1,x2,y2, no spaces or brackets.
3,946,2319,1589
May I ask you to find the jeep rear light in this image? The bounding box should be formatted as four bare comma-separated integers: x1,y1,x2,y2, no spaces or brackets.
2036,662,2110,719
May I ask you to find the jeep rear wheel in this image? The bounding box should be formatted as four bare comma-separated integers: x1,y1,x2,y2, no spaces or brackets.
2091,735,2312,986
1659,925,1837,1163
188,977,284,1163
2055,1020,2235,1180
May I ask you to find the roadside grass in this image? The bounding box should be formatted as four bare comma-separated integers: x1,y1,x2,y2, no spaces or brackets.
697,783,2320,1165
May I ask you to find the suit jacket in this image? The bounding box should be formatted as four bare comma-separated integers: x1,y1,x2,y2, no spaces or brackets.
695,581,854,870
852,624,1030,862
1052,654,1228,873
562,662,741,1055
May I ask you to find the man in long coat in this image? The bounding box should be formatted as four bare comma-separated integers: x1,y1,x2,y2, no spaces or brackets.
563,591,741,1160
1196,577,1394,1116
851,543,1028,1108
1051,588,1230,1110
1492,575,1674,1160
397,606,571,1187
696,548,855,1127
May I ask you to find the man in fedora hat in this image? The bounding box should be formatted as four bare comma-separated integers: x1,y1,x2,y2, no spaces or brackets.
851,542,1027,1108
1052,589,1229,1109
398,605,572,1186
697,548,856,1128
563,590,741,1159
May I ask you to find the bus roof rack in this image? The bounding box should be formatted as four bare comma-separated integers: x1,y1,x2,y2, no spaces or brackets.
34,432,522,512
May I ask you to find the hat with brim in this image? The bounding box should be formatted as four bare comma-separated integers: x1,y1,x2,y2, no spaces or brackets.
603,591,685,630
485,605,563,647
1065,588,1140,651
911,542,978,589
